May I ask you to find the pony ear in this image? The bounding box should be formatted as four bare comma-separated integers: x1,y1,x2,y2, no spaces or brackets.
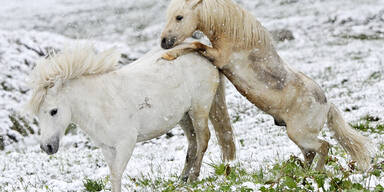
187,0,202,8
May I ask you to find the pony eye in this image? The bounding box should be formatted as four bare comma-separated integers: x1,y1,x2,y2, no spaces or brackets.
50,108,58,116
176,15,184,21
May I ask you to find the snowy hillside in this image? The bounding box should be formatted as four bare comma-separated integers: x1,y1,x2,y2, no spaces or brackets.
0,0,383,191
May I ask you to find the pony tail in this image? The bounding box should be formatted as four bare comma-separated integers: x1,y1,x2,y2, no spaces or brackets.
327,103,375,171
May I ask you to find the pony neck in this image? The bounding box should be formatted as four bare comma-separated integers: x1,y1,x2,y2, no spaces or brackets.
63,72,132,135
58,81,85,130
61,76,106,133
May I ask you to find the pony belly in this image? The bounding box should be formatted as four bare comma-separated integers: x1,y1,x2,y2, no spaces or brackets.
136,118,182,142
136,102,190,142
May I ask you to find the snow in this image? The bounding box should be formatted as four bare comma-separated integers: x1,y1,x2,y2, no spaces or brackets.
0,0,383,191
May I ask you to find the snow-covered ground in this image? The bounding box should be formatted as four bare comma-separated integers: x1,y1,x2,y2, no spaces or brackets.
0,0,383,191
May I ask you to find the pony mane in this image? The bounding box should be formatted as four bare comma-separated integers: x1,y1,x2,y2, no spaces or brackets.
198,0,273,49
26,45,121,115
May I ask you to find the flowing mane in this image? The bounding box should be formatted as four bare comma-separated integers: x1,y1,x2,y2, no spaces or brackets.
198,0,273,49
27,45,121,114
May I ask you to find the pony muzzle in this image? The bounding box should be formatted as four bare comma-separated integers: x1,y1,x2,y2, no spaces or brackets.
40,137,60,155
161,36,177,49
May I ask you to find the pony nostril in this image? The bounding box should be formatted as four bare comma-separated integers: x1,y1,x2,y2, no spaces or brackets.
161,38,169,49
47,144,53,153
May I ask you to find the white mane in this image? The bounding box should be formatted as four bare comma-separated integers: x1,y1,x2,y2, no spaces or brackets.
26,45,121,114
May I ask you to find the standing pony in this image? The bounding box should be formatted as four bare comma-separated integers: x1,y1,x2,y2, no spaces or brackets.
160,0,374,170
26,45,234,191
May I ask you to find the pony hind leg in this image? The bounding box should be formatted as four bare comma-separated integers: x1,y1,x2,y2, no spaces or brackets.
209,74,236,162
188,107,211,182
315,140,330,171
286,121,330,171
299,147,316,168
179,114,198,182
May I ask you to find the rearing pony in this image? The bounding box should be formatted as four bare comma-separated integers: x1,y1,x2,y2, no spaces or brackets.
160,0,374,170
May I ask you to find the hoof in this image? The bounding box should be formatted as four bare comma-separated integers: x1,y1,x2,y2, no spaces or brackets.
225,164,232,176
187,174,198,182
162,53,176,61
180,175,188,182
192,42,206,51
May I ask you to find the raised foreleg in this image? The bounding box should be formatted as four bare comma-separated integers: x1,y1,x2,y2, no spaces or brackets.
161,42,205,61
162,42,230,69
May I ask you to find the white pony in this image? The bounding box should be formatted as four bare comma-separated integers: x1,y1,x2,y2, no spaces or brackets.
26,45,232,192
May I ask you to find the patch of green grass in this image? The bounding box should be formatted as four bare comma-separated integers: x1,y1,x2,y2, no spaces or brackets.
350,117,384,134
127,154,384,191
368,71,381,80
83,178,106,192
64,123,77,135
379,143,384,152
239,139,245,147
233,114,241,123
361,115,380,122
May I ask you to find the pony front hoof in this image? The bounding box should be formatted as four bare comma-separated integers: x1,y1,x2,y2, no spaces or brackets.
162,53,177,61
187,175,198,183
180,174,197,183
192,42,206,52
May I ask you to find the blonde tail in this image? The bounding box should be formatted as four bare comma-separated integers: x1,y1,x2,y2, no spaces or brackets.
327,104,375,171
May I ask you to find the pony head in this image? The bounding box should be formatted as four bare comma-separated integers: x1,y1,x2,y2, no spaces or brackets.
37,80,71,155
26,44,120,155
161,0,203,49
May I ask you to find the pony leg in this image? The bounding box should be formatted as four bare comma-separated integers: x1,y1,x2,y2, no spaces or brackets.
286,122,329,171
101,136,137,192
209,74,236,162
161,42,221,62
161,43,202,61
188,108,211,182
315,140,330,171
163,42,221,63
299,147,316,168
190,42,232,69
179,114,197,182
